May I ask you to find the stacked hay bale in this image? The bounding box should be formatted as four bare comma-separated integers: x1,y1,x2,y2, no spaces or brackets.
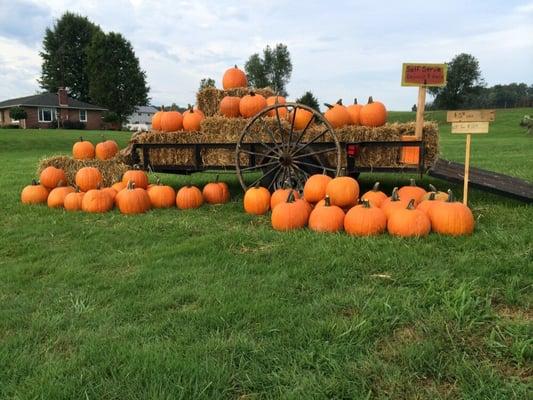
197,87,275,117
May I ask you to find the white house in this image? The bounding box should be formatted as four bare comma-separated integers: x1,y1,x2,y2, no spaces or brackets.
125,105,159,131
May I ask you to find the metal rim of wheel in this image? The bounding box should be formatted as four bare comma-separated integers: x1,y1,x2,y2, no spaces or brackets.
235,102,341,192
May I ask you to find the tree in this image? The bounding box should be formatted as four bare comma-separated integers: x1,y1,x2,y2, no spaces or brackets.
199,78,215,91
245,44,292,96
39,12,101,102
428,53,484,109
296,91,320,112
9,107,27,120
87,31,149,122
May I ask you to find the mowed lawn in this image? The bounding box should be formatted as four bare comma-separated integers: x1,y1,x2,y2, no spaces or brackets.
0,108,531,399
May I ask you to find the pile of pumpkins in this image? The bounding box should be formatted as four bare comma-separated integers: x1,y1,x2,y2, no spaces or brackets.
72,137,119,160
151,105,206,133
243,177,475,237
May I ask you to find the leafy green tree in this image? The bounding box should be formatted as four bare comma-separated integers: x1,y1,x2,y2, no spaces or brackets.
199,78,215,91
296,91,320,112
39,12,101,101
87,31,149,122
9,107,27,120
245,44,292,96
428,53,484,109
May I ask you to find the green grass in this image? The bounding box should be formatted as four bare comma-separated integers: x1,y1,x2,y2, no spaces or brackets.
1,108,532,399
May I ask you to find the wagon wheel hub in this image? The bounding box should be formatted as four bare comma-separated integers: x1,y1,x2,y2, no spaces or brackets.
279,153,293,167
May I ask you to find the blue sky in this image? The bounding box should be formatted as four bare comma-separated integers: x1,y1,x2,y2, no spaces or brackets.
0,0,532,110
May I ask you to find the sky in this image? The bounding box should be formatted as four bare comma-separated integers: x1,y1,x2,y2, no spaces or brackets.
0,0,532,110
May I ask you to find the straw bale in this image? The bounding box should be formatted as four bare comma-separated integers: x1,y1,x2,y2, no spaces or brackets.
197,86,275,117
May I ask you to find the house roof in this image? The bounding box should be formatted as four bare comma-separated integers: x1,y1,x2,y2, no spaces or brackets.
0,92,107,111
134,105,159,113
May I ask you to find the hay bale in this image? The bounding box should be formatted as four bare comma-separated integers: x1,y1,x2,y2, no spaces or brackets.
197,87,275,117
37,156,129,187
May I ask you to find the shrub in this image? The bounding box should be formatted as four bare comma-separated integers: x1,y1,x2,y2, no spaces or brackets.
9,106,27,120
62,120,86,130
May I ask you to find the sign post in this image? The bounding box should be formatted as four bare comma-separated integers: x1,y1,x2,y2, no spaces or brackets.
447,110,495,205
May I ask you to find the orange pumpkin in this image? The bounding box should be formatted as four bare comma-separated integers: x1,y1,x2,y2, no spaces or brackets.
95,139,119,160
243,185,271,215
397,179,427,205
325,176,359,208
75,167,103,192
266,96,288,118
428,190,475,236
72,137,95,160
270,187,300,210
361,182,388,208
112,181,127,192
64,190,85,211
387,199,431,237
146,179,176,208
271,191,309,231
291,108,314,130
422,184,449,202
219,96,241,118
303,173,332,204
176,185,204,209
47,185,75,208
239,91,267,118
21,179,49,204
324,99,352,128
117,181,151,214
152,110,163,130
183,105,205,131
360,96,387,127
346,98,363,125
222,65,248,89
82,188,114,213
381,188,410,219
344,200,387,236
101,187,117,202
122,168,148,189
39,166,67,190
202,175,230,205
308,195,345,232
416,192,439,215
161,111,183,132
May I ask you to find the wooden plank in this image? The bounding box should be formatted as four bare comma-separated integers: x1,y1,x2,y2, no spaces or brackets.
451,122,489,134
446,110,495,122
414,86,426,139
401,63,447,87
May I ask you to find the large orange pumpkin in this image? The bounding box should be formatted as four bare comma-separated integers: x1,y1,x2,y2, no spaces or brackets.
117,181,151,214
417,192,439,215
161,111,183,132
239,91,267,118
72,137,95,160
325,176,359,208
381,187,410,219
95,139,119,160
291,108,314,130
176,185,204,209
101,187,117,203
183,105,205,132
361,182,388,208
346,98,363,125
122,168,149,189
39,166,66,190
222,65,248,89
266,96,288,118
243,185,271,215
397,179,427,205
219,96,241,117
47,185,75,208
324,100,352,128
270,188,300,210
147,179,176,208
428,190,475,236
82,188,114,213
308,195,345,232
152,110,163,130
360,96,387,127
75,167,103,192
303,173,332,204
21,179,49,204
271,191,308,231
344,200,387,236
202,175,230,205
64,190,85,211
387,199,431,237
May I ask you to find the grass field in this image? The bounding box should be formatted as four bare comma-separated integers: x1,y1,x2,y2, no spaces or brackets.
1,108,531,399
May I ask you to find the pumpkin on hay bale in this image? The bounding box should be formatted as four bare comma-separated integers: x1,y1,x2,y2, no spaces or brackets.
196,86,275,117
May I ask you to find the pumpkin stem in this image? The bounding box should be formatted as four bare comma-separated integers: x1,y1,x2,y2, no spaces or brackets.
31,178,38,185
234,64,238,69
428,192,436,201
324,195,331,207
161,105,165,111
447,189,455,202
336,99,343,105
353,98,358,105
406,199,416,210
79,136,83,142
324,103,333,109
155,176,161,185
57,180,65,187
362,199,371,208
410,178,417,186
249,91,256,96
428,183,437,192
368,96,374,104
372,182,380,192
215,174,219,183
188,104,194,113
127,180,135,190
391,187,400,201
286,190,295,203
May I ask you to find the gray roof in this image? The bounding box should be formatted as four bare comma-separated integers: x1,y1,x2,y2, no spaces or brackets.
134,105,159,113
0,92,107,111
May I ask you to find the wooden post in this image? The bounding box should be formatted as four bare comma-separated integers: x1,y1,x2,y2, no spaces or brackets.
463,133,471,205
414,86,426,139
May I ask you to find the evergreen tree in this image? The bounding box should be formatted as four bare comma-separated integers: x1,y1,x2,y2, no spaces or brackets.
296,91,320,112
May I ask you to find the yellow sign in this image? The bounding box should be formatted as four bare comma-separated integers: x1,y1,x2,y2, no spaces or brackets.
447,110,495,123
451,122,490,134
401,63,447,87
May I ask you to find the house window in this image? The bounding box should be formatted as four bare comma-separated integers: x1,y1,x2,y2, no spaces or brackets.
79,109,87,122
38,108,54,122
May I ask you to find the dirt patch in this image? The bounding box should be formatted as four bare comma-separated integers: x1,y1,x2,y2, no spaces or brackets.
495,305,532,322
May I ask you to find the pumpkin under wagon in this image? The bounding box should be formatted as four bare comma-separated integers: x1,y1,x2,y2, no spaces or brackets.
125,99,439,191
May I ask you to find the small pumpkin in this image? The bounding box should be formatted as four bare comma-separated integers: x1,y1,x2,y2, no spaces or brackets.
422,184,449,202
243,185,271,215
161,111,183,132
346,98,363,125
183,105,205,131
381,188,410,218
360,96,387,127
39,166,67,190
428,190,475,236
291,108,314,130
303,172,332,204
397,179,427,205
266,96,288,118
202,175,230,205
176,185,204,209
64,189,85,211
324,99,352,128
308,195,345,233
147,178,176,208
117,181,151,214
152,110,163,130
222,65,248,89
82,188,114,213
72,137,95,160
47,183,75,208
239,91,267,118
122,167,149,189
219,96,241,117
361,182,388,208
417,192,439,215
75,167,103,192
270,187,300,210
271,191,308,231
112,181,127,192
325,175,359,208
21,179,49,204
387,199,431,237
101,187,117,202
95,139,119,160
344,200,387,236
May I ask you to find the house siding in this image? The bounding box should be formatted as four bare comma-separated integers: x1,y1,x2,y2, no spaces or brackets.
0,106,104,129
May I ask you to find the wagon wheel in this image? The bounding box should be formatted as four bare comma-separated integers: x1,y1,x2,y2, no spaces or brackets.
235,102,341,192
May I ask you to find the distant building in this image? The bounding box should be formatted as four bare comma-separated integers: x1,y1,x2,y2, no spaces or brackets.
125,105,159,131
0,88,107,129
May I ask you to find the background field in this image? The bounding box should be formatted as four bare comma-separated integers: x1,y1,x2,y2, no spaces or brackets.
1,108,531,399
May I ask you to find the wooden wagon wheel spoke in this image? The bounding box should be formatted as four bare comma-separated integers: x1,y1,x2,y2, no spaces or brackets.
258,117,284,156
239,160,279,172
268,167,284,190
291,146,338,160
248,165,280,188
291,113,315,149
286,104,297,153
291,163,311,181
238,149,279,160
294,159,336,172
289,165,306,189
291,128,329,157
